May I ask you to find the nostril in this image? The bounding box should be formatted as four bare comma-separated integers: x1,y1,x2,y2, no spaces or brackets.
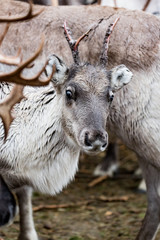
102,143,107,148
84,132,92,147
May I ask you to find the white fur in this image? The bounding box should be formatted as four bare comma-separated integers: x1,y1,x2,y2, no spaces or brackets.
45,54,68,86
93,162,118,177
110,65,133,92
109,65,160,161
138,179,146,192
101,0,160,13
0,86,80,195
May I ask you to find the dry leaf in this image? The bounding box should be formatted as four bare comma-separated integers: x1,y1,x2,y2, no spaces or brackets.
105,211,113,216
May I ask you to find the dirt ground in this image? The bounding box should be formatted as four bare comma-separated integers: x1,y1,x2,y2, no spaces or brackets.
1,143,160,240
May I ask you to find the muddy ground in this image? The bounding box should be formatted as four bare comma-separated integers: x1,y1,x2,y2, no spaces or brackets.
1,143,160,240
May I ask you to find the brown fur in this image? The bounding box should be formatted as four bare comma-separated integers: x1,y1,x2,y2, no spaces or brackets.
0,1,159,70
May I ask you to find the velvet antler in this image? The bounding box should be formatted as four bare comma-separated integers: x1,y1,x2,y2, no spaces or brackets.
63,21,91,65
100,18,120,66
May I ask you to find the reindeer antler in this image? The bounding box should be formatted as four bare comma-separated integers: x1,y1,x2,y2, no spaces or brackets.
0,35,55,138
0,1,44,22
0,24,22,66
142,0,151,11
64,21,91,65
0,48,22,66
100,18,120,66
0,35,54,86
0,85,24,137
0,2,54,138
0,0,44,66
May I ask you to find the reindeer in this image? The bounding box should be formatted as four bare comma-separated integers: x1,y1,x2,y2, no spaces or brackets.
1,1,160,239
94,0,160,179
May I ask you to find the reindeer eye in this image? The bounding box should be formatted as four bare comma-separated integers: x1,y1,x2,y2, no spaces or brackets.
66,90,73,100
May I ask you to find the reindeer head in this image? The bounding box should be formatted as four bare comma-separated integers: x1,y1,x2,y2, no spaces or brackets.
45,19,133,154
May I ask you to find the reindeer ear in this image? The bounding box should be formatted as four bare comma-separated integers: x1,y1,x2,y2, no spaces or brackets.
108,65,133,92
45,54,68,86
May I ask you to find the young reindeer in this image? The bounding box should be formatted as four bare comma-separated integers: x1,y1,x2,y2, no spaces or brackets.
0,19,132,239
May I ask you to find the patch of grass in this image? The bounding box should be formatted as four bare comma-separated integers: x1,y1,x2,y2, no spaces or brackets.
69,236,84,240
100,231,106,237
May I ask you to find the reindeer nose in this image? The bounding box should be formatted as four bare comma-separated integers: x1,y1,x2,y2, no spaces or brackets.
81,129,108,153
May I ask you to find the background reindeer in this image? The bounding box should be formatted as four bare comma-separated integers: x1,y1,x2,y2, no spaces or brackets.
94,0,160,182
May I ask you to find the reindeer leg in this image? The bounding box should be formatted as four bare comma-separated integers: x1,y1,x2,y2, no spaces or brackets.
136,158,160,240
15,186,39,240
93,142,119,177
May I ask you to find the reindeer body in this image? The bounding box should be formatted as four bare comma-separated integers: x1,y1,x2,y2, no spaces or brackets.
0,1,160,240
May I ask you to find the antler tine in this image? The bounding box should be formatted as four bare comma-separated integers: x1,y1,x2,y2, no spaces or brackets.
0,60,55,138
100,17,120,66
18,61,56,86
0,23,21,66
0,34,55,86
0,84,24,138
74,28,92,50
64,21,79,64
0,33,56,138
64,21,91,65
0,48,22,66
0,24,9,46
9,34,45,79
142,0,151,11
0,1,47,139
0,1,44,22
0,37,56,139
